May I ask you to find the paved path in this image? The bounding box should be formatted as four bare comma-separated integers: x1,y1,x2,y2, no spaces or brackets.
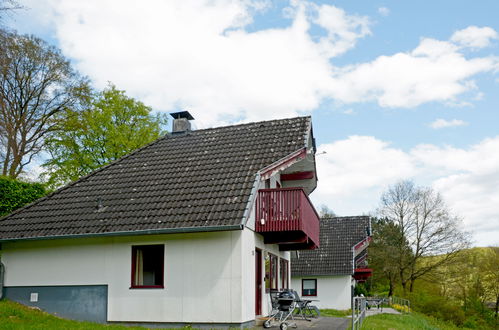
260,308,401,330
365,307,401,317
263,317,350,330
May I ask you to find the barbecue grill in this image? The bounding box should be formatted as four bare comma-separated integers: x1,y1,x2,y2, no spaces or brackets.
263,291,297,330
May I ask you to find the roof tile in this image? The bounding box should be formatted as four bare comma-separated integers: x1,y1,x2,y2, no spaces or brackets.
291,216,370,276
1,116,310,240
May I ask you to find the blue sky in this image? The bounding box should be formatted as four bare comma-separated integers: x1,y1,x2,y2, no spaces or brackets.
5,0,499,246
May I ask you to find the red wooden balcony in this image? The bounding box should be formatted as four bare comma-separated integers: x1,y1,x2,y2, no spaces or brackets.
353,268,373,283
255,188,320,250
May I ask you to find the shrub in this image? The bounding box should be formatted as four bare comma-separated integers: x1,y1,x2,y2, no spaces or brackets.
0,177,46,217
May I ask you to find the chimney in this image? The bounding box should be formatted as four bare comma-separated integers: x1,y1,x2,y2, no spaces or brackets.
170,111,195,133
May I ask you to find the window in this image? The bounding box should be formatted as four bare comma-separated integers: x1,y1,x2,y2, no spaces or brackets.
264,252,278,292
131,245,164,288
280,259,289,290
302,279,317,296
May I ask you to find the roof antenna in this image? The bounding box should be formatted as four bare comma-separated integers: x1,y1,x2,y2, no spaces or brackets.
96,197,103,210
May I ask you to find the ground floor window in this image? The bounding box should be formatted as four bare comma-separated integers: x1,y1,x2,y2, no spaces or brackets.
302,279,317,296
280,259,289,290
131,245,164,288
264,252,278,292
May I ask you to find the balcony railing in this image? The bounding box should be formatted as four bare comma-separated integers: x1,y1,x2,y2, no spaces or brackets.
255,188,320,250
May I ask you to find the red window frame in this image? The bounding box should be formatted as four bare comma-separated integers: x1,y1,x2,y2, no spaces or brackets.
302,279,317,296
280,259,289,290
130,245,165,289
264,252,278,293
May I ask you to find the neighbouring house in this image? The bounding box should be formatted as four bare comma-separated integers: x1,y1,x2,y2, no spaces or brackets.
0,113,321,328
290,216,372,310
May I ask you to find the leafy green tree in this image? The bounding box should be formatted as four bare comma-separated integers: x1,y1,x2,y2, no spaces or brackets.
369,217,412,296
0,176,46,216
42,84,168,188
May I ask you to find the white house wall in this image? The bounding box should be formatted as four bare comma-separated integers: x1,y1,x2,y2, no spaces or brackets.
2,230,249,324
291,276,352,310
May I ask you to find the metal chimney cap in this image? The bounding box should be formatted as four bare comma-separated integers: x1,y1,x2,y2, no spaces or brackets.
170,111,194,120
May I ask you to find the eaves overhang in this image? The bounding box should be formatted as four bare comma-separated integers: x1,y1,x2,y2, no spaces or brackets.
0,224,244,243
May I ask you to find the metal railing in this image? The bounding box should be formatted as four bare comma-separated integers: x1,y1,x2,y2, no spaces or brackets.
352,296,367,330
389,296,411,313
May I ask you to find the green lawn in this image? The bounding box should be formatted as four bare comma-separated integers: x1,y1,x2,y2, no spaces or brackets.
320,309,351,317
361,312,472,330
0,299,179,330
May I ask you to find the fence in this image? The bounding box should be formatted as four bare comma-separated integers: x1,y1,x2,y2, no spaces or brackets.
389,296,411,313
351,296,367,330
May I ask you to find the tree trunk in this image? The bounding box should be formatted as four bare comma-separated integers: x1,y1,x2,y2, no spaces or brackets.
495,294,498,320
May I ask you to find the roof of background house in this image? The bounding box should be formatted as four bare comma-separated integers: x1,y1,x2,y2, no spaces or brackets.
291,216,371,276
0,116,312,241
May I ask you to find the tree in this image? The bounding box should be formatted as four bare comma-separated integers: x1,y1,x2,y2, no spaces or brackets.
0,29,89,178
0,0,22,21
0,176,46,216
318,204,336,218
377,180,470,293
369,217,412,296
42,84,168,188
481,247,499,321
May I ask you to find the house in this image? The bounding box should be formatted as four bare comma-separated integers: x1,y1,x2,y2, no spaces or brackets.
290,216,372,310
0,113,320,328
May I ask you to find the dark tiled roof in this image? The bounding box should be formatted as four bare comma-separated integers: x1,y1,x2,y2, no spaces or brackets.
0,116,311,241
291,216,370,276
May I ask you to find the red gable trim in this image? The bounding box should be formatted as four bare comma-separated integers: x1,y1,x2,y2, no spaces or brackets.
260,148,307,180
353,236,372,257
281,171,314,181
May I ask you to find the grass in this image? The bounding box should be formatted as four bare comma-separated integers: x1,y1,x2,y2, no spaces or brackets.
0,299,189,330
360,312,473,330
320,308,351,317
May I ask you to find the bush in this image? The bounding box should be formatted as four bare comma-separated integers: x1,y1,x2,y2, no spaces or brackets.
0,177,46,217
408,291,466,326
354,283,369,296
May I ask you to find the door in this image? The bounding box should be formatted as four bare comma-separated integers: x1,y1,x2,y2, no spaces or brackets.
255,249,262,315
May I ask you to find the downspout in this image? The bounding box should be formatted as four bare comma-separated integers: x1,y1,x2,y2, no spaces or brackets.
0,258,4,300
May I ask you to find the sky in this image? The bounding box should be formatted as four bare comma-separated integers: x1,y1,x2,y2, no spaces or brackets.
5,0,499,246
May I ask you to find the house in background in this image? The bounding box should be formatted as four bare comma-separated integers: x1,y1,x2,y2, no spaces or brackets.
0,113,320,328
290,216,372,310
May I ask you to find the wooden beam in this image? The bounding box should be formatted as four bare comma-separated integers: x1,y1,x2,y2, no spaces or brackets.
281,171,314,181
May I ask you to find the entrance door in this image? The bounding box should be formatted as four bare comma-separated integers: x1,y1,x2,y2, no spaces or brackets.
255,249,262,315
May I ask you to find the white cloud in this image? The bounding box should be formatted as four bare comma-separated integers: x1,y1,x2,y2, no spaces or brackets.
451,26,499,49
315,136,416,196
25,0,371,127
311,136,499,246
378,7,390,16
328,37,498,108
429,118,468,129
19,1,499,126
314,4,371,57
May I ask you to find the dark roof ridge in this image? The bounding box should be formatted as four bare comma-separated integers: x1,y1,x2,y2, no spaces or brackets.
0,115,311,224
321,216,370,220
164,115,311,136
